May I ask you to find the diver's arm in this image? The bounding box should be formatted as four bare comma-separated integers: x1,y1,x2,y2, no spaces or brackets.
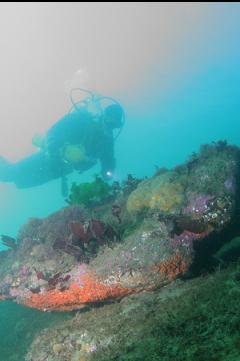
99,136,116,180
75,158,97,174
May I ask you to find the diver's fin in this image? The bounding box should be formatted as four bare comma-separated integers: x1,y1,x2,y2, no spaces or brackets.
0,156,12,182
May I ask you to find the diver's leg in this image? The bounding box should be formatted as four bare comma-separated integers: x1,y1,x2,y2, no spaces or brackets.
0,152,72,188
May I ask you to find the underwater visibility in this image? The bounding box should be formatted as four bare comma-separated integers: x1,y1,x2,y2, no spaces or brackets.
1,3,240,361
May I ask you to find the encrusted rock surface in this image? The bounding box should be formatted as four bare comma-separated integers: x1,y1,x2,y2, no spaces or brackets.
25,261,240,361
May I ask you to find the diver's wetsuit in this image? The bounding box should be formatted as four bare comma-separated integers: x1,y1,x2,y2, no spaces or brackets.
0,110,116,188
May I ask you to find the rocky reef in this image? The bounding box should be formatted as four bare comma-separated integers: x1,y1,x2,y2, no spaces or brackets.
0,142,240,313
1,141,240,360
25,262,240,361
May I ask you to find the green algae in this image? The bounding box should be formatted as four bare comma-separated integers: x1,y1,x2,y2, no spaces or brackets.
66,175,114,207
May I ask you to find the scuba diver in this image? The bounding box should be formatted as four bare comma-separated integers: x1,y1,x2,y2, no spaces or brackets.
0,89,125,195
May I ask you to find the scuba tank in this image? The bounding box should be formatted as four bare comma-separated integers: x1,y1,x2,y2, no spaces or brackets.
69,87,125,140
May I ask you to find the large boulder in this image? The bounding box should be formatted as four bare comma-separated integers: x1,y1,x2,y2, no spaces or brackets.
0,142,239,311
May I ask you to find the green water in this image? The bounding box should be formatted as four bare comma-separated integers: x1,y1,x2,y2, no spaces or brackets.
0,301,71,361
